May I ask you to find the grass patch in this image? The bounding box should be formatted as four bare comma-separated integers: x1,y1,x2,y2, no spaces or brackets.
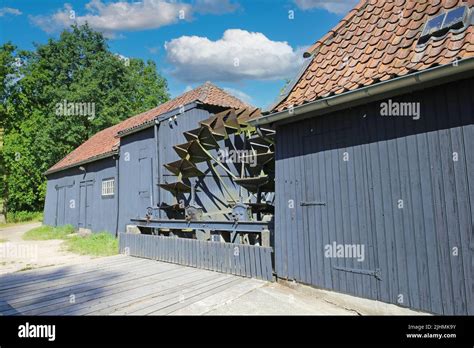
0,238,8,243
6,211,43,223
23,224,75,240
64,232,118,257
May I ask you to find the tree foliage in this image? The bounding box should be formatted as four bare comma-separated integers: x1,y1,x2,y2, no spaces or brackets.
2,24,169,212
0,42,18,213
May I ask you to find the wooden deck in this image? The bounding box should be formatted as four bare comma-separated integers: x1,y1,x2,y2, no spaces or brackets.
0,255,265,315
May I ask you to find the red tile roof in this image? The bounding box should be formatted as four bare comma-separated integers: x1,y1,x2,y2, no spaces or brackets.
46,82,250,174
274,0,474,112
116,82,249,135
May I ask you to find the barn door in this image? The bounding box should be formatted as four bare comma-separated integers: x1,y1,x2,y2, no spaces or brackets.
301,118,380,301
79,180,94,230
138,148,153,216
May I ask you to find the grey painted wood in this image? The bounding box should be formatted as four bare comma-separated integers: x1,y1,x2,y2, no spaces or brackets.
243,244,250,278
119,233,273,282
43,157,119,234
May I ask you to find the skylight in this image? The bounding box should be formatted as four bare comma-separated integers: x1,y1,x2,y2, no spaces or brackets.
418,6,470,44
443,6,469,30
422,13,446,37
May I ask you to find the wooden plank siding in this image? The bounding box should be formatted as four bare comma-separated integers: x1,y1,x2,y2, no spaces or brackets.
274,77,474,315
119,233,274,282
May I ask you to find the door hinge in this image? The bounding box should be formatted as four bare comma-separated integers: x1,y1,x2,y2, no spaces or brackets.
300,201,326,207
333,266,382,280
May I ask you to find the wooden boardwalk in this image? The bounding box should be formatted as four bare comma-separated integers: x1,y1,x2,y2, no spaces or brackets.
0,255,265,315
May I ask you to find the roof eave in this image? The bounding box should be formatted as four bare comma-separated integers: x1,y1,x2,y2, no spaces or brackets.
116,102,201,138
250,57,474,126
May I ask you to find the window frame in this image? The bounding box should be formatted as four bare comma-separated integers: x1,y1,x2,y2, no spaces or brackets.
101,178,115,197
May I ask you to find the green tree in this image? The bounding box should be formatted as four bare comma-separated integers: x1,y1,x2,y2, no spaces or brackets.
3,24,169,212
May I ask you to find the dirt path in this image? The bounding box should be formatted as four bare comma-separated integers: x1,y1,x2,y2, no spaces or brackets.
0,223,102,275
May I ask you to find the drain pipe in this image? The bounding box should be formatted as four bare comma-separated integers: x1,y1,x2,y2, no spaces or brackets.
250,57,474,126
114,154,120,237
154,120,161,219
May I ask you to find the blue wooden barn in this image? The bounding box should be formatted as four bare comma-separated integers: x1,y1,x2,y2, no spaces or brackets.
44,82,256,235
249,0,474,315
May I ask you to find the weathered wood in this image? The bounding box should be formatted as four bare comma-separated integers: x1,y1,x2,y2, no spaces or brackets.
40,269,213,316
2,265,190,315
129,276,238,315
0,255,138,288
106,274,230,315
118,233,273,282
149,278,244,315
0,252,270,316
0,263,181,312
0,258,152,298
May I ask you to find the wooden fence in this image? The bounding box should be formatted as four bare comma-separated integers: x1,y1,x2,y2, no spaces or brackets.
118,233,274,281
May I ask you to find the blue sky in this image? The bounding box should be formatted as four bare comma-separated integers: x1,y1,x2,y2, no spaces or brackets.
0,0,356,109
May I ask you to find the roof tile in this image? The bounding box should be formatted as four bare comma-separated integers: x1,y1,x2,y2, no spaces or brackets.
47,82,250,174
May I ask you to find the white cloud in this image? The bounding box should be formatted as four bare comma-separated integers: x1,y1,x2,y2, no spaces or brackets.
165,29,305,82
0,7,22,17
30,0,191,35
294,0,358,15
222,87,253,104
194,0,239,15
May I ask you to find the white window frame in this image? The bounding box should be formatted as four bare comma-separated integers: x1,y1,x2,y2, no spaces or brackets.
101,178,115,197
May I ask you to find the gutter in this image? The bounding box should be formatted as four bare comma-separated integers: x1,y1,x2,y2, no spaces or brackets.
250,57,474,126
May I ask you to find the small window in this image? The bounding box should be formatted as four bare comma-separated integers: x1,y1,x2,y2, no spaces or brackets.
421,13,445,38
101,178,115,196
443,6,468,31
419,6,470,45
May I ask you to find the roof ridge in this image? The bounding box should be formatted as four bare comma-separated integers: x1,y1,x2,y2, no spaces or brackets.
197,81,212,102
304,0,368,58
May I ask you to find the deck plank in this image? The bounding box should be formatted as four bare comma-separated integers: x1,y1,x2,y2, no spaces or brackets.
0,256,142,289
0,259,155,298
0,255,265,316
0,263,182,314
